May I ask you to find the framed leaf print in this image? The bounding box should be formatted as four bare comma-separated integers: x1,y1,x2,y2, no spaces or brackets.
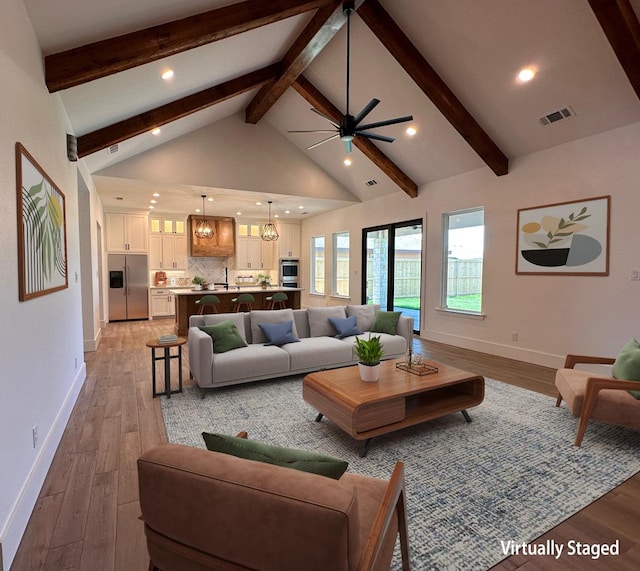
16,143,68,300
516,196,610,276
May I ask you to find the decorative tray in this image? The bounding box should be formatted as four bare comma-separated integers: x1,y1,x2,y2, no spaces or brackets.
395,361,439,376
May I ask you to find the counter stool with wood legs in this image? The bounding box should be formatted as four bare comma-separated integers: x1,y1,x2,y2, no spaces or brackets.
195,295,220,314
266,291,288,310
232,293,255,312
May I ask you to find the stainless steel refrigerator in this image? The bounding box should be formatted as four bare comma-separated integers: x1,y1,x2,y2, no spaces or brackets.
108,254,149,321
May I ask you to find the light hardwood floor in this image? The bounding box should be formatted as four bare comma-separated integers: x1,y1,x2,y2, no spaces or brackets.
10,320,640,570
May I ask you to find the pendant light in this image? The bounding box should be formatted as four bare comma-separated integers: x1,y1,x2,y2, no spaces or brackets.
194,195,214,239
261,201,279,241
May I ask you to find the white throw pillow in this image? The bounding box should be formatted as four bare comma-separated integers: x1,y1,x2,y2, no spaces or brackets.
250,309,298,344
346,304,376,332
307,306,347,337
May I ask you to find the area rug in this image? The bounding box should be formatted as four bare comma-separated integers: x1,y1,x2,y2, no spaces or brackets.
161,376,639,570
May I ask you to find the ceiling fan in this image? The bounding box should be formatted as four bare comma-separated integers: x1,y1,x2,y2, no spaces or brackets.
289,0,413,153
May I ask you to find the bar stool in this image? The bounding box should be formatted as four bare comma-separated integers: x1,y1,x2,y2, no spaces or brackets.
232,293,255,312
195,295,220,315
266,292,288,310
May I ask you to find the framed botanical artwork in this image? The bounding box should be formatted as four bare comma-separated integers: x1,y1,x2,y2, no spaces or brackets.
516,195,610,276
16,143,68,300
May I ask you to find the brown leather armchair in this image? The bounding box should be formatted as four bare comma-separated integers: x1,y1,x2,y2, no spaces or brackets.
138,442,411,571
555,354,640,446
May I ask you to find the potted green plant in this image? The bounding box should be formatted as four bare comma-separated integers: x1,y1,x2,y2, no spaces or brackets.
192,276,205,290
257,273,271,289
353,334,384,382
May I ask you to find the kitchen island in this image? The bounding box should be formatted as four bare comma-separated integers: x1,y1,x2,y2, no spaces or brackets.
172,287,302,336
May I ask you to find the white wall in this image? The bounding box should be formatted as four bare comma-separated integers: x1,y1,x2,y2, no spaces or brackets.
301,121,640,368
0,1,85,568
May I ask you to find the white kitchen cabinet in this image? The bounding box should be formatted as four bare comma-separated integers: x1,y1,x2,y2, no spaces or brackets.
150,289,175,317
150,216,186,235
149,234,187,269
236,223,276,270
106,212,148,252
278,223,301,259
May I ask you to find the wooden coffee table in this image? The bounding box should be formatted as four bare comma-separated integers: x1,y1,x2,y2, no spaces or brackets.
303,359,484,456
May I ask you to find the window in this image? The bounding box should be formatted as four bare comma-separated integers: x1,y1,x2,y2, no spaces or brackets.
442,208,484,313
332,232,350,297
310,236,325,294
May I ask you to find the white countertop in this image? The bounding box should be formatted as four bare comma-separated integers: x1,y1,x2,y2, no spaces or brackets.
170,287,302,295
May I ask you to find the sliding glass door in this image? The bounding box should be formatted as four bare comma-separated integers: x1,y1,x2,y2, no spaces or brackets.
362,219,422,332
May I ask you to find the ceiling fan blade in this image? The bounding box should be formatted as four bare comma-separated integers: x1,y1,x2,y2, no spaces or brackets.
344,139,353,153
356,131,395,143
307,133,340,150
310,108,340,128
353,98,380,126
357,115,414,131
288,129,338,133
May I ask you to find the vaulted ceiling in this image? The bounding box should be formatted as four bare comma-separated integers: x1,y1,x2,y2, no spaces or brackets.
23,0,640,219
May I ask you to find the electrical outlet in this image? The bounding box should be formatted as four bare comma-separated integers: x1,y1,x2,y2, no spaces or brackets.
630,270,640,281
510,332,519,342
32,425,38,448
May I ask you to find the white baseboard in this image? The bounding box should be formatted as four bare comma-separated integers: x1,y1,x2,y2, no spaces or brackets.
421,329,564,369
83,326,102,352
0,364,86,571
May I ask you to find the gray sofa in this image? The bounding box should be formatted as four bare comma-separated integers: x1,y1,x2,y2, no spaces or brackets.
188,305,413,396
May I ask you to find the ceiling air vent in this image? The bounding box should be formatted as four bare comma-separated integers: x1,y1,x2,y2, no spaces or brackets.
107,143,120,155
539,106,575,126
364,179,378,187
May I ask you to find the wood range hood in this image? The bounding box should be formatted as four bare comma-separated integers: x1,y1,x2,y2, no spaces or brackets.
188,215,236,257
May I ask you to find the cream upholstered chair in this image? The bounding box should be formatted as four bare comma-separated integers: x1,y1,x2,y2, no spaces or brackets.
555,354,640,446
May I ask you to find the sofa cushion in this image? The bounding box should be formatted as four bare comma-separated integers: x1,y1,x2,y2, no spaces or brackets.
251,309,298,344
201,313,247,342
612,339,640,398
258,321,300,346
346,304,376,332
211,344,289,384
202,433,348,479
339,332,408,361
371,311,402,335
283,337,353,370
199,320,248,354
329,315,363,339
307,306,347,337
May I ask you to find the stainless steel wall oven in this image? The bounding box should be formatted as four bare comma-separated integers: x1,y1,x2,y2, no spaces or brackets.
280,258,299,287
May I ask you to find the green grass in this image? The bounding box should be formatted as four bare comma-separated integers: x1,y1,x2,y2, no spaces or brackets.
394,294,482,313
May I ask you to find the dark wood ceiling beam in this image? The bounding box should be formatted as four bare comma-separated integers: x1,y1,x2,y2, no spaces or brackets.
45,0,334,92
293,75,418,198
357,0,509,176
245,0,345,124
77,65,279,158
588,0,640,99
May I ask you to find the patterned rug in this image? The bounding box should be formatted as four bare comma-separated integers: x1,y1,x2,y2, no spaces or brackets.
161,376,640,570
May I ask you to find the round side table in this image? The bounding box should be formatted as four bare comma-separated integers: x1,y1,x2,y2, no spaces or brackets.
145,337,187,398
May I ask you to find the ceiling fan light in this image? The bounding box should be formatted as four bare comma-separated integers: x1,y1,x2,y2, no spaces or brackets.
194,194,214,239
261,201,279,241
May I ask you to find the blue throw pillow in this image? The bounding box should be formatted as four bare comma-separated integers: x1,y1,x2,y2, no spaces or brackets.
258,320,300,346
328,315,363,339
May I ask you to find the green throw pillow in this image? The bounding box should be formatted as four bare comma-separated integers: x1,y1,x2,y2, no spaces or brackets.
202,432,348,479
371,311,401,335
199,320,247,354
612,339,640,399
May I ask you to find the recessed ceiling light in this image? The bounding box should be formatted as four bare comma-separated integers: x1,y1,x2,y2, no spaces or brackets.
195,208,201,213
236,211,242,216
150,199,157,204
149,205,155,209
207,197,214,202
152,192,160,197
343,157,352,166
255,201,262,206
274,214,280,218
285,210,291,214
298,205,304,210
517,67,536,82
406,126,417,136
151,127,161,136
161,69,174,81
